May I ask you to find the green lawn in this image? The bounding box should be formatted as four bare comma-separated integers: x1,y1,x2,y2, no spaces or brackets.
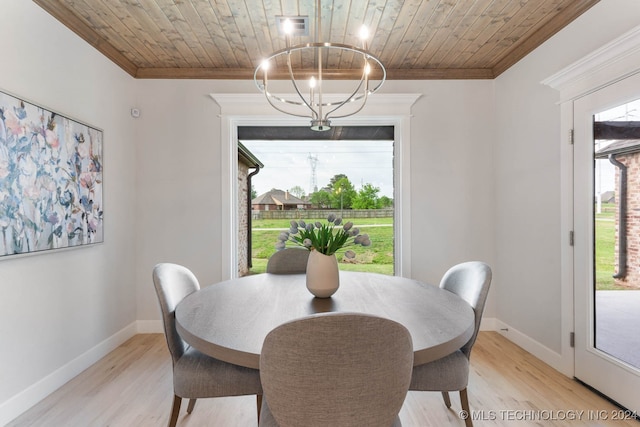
251,209,625,287
595,203,627,290
251,217,394,275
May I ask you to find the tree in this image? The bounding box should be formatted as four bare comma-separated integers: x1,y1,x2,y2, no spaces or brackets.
328,174,349,191
250,185,257,201
310,189,332,208
328,175,356,209
352,183,380,209
289,185,306,199
378,195,393,208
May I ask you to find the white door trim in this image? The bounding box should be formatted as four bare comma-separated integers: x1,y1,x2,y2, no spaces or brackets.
542,24,640,103
572,76,640,413
543,23,640,403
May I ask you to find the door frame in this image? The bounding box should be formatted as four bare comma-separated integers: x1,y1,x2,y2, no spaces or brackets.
210,93,420,280
572,77,640,412
543,25,640,377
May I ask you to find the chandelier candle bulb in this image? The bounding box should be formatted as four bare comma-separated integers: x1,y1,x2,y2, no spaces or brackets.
359,25,369,49
283,19,293,35
283,19,292,49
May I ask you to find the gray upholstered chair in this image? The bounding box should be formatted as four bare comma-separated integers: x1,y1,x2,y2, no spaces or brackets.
258,312,413,427
266,248,310,274
409,261,492,427
152,263,263,427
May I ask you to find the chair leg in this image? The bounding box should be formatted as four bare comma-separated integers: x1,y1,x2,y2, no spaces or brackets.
168,395,182,427
441,391,452,408
187,398,197,414
256,394,263,424
460,388,473,427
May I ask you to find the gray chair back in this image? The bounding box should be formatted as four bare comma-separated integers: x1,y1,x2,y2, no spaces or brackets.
260,312,413,427
266,248,310,274
439,261,492,357
152,263,200,365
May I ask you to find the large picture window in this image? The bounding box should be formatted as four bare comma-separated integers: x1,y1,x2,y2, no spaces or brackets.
240,127,394,275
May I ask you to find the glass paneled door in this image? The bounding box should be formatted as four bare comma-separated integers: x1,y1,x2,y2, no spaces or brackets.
574,73,640,414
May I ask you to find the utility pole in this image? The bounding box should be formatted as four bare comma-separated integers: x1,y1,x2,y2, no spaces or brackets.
308,153,318,194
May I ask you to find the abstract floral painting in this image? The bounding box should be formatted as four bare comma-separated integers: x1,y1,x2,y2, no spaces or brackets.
0,90,103,257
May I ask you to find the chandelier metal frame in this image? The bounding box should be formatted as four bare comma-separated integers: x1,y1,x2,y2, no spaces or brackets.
253,1,386,131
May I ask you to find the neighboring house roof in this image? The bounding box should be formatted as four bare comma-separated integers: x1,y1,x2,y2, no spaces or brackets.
252,189,310,207
238,141,264,168
595,139,640,159
600,190,615,203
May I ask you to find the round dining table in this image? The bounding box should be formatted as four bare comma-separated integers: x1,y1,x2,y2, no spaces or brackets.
175,271,475,369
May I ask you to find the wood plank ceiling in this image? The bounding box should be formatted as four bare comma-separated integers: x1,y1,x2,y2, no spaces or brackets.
33,0,600,80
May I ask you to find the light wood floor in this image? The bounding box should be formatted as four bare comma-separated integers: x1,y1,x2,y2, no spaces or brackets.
7,332,638,427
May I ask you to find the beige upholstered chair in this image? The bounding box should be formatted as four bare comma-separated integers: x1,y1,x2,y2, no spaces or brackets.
258,312,413,427
266,248,310,274
152,263,263,427
409,261,492,427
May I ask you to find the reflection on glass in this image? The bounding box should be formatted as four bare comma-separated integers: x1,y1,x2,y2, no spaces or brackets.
593,99,640,369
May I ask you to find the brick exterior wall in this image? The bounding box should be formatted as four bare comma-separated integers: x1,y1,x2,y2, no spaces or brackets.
238,162,250,277
614,154,640,289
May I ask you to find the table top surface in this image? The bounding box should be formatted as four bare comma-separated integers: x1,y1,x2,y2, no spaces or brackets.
175,271,475,369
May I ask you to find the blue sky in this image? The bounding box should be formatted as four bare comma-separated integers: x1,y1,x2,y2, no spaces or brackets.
242,140,394,198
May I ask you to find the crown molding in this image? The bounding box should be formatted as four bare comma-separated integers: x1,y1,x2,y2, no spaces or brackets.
542,25,640,102
210,93,421,117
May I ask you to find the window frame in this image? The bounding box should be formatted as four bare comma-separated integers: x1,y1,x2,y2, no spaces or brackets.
212,93,419,279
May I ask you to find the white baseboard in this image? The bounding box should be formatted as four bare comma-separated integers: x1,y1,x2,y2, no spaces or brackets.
0,322,138,426
136,319,163,333
489,318,571,376
480,316,499,331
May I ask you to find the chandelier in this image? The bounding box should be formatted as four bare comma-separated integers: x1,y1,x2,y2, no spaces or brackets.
253,0,386,131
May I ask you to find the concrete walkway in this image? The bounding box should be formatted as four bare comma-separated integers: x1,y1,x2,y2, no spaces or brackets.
595,290,640,368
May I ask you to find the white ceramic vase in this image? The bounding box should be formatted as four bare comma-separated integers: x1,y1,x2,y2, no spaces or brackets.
305,249,340,298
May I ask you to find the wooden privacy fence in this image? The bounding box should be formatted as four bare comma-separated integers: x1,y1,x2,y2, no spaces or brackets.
253,209,393,220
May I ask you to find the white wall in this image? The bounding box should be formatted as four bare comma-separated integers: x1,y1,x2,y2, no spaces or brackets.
134,80,236,320
494,0,640,359
395,80,495,287
0,1,137,423
133,79,497,324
